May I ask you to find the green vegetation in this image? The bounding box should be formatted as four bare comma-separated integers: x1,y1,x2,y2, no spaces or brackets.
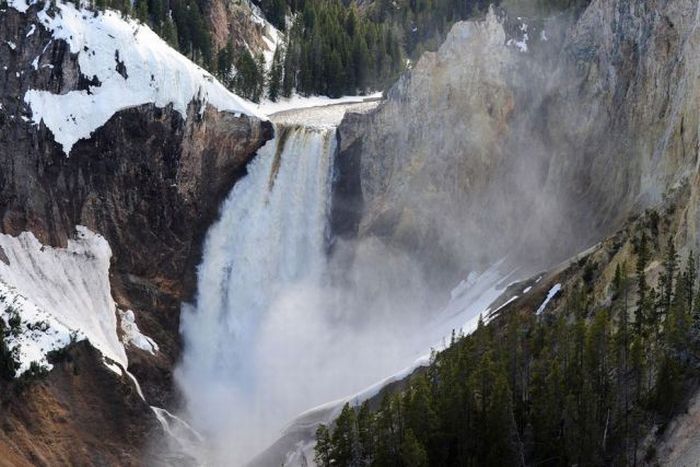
85,0,213,66
316,217,700,466
0,318,19,381
79,0,503,101
280,2,403,97
0,304,51,385
59,0,594,101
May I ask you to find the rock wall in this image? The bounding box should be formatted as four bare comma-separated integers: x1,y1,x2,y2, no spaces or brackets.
206,0,277,56
337,0,700,285
0,3,272,411
0,342,161,467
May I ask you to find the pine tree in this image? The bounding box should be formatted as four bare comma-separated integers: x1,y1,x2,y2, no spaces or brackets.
162,16,179,48
232,49,264,102
356,401,374,465
374,394,401,465
684,253,696,312
635,232,650,335
661,237,678,317
0,319,18,381
331,403,358,466
314,424,332,467
267,46,284,101
135,0,148,23
217,40,235,87
400,429,428,467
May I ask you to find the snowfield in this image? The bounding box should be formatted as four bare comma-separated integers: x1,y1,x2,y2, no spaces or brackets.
9,0,265,155
0,226,126,374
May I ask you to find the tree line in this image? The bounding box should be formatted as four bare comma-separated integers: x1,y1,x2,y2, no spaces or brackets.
315,215,700,466
214,0,405,101
59,0,591,101
78,0,496,101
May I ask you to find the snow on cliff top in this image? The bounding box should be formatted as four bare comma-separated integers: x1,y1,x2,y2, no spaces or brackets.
9,0,266,155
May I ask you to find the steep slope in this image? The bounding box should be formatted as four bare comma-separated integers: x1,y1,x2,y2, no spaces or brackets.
337,0,700,285
0,342,161,467
0,0,273,406
0,0,273,462
206,0,280,65
315,182,700,465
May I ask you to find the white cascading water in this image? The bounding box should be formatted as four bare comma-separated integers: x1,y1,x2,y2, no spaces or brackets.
177,106,512,467
177,123,337,465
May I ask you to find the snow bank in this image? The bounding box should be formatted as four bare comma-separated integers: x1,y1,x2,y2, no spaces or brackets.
119,309,158,354
536,283,562,315
9,0,265,155
255,92,382,115
0,282,73,375
0,227,126,374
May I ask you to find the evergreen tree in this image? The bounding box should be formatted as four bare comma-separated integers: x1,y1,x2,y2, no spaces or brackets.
162,16,179,48
217,40,235,87
356,401,374,465
331,403,358,466
268,45,284,101
683,253,696,312
661,237,678,317
314,424,332,467
316,237,700,466
635,232,650,335
0,319,18,381
135,0,148,23
232,49,264,102
400,429,428,467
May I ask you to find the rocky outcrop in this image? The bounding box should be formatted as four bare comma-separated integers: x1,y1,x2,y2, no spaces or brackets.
0,342,160,467
0,1,272,417
337,0,700,286
206,0,277,56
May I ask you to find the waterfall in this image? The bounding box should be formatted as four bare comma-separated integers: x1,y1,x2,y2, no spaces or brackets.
177,123,337,465
175,104,505,467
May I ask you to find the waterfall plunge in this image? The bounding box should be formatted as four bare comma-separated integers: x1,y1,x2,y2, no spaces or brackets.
178,124,337,465
176,110,501,466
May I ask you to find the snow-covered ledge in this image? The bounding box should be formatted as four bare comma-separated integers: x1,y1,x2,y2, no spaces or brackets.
9,0,266,155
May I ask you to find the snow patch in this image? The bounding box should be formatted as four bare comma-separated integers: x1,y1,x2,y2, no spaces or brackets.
506,22,529,53
0,282,75,375
536,283,561,315
11,0,264,155
119,309,158,354
489,295,519,317
0,227,126,374
255,92,382,115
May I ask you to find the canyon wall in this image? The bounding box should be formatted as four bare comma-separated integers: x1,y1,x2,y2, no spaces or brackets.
337,0,700,286
0,3,272,462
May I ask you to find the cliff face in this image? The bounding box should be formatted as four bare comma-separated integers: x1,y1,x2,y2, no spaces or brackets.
337,0,700,284
206,0,279,57
0,342,161,467
0,0,271,432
